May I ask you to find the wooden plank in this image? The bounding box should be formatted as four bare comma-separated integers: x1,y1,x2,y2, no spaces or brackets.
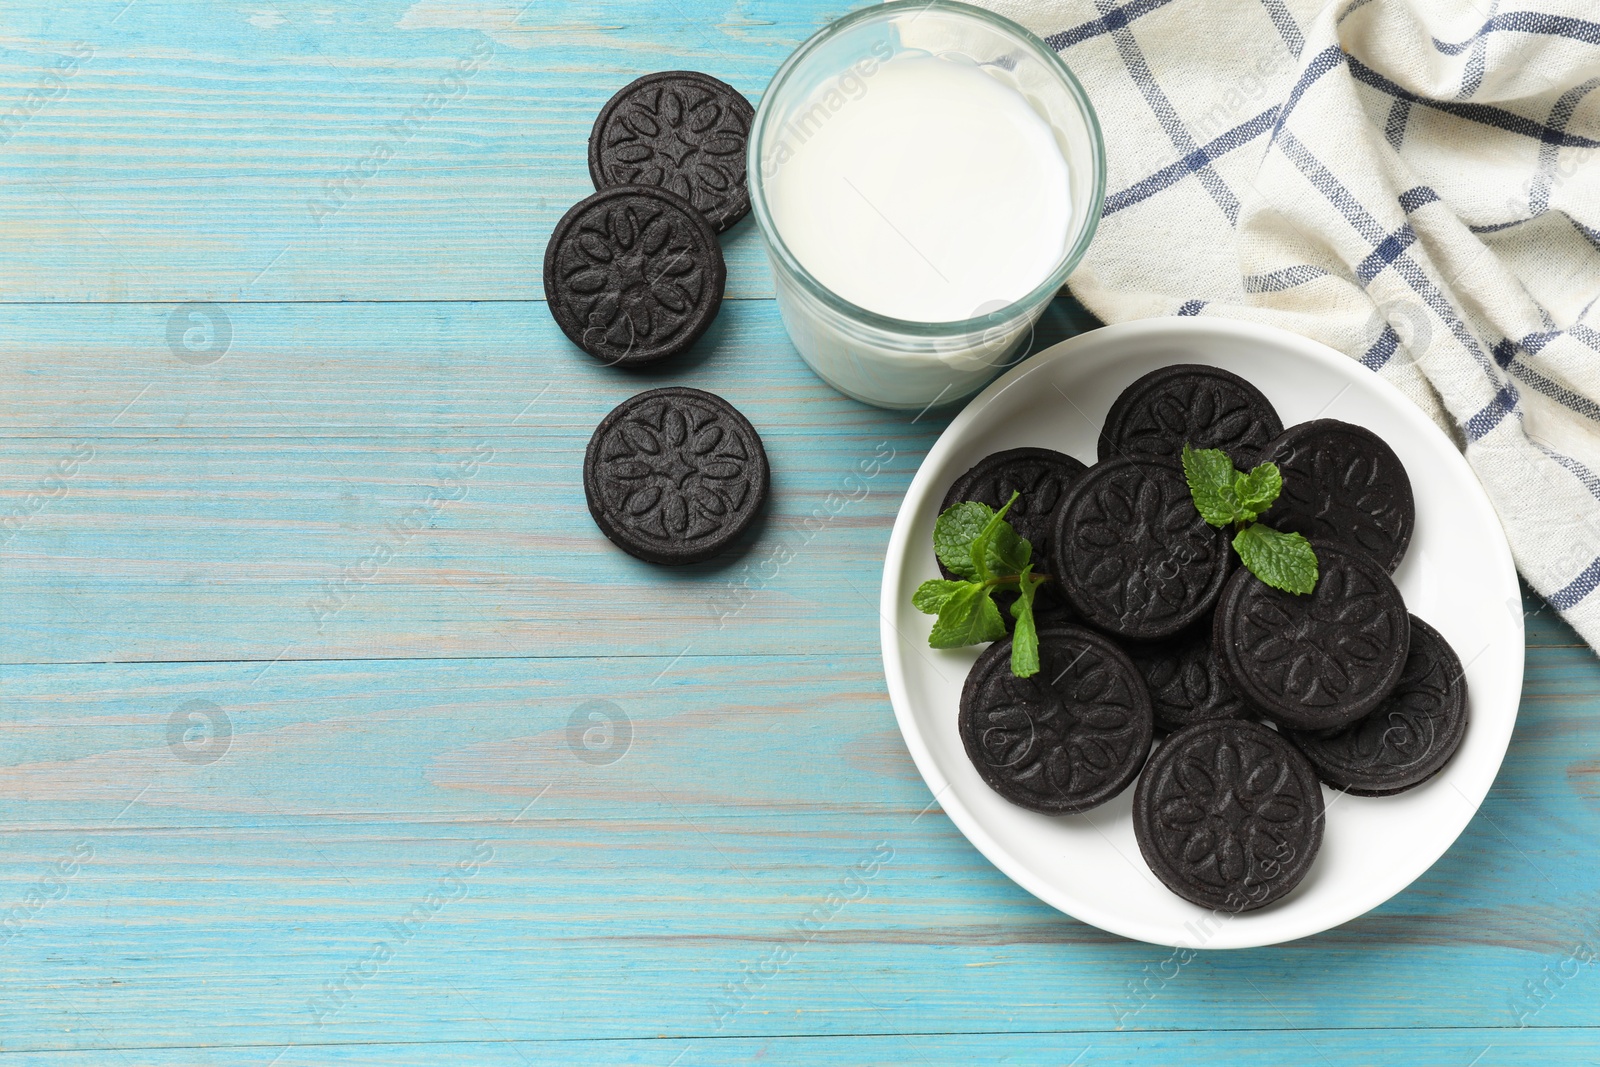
0,0,841,302
0,1029,1594,1065
0,298,1115,665
0,647,1594,1050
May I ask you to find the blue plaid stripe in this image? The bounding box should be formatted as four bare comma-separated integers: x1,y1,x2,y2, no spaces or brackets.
1384,99,1412,149
1550,555,1600,610
1398,186,1441,213
1347,55,1600,148
1244,264,1331,292
1044,0,1177,50
1465,384,1521,440
1574,218,1600,252
1104,108,1278,215
1534,439,1600,502
1177,299,1206,315
1273,130,1387,243
1361,325,1400,370
1570,322,1600,353
1456,0,1498,99
1271,129,1600,435
1269,45,1346,144
1433,10,1600,55
1275,132,1504,380
1258,0,1304,56
1355,224,1418,282
1500,343,1600,423
1096,0,1244,224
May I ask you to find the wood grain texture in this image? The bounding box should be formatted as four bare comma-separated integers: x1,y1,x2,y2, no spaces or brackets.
0,0,817,302
0,0,1597,1062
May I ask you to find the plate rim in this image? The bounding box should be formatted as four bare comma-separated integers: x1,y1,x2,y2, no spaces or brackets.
878,315,1525,949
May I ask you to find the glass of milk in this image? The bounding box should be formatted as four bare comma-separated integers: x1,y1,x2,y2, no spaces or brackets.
747,0,1105,410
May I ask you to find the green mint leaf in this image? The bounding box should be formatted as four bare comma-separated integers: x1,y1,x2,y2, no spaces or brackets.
967,491,1020,582
1008,567,1043,677
1233,463,1283,521
933,501,994,580
913,579,973,616
1233,523,1318,595
1182,444,1244,526
928,582,1006,648
986,518,1032,577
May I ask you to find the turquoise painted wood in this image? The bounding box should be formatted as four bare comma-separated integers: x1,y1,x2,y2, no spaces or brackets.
0,1,1596,1063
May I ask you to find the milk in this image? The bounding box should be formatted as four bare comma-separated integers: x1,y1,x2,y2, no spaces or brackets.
748,3,1104,409
764,54,1073,324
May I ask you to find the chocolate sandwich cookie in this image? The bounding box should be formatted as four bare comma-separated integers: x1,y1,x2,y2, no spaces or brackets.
1214,541,1410,732
959,626,1153,815
1127,625,1253,734
1287,615,1468,795
1054,458,1231,642
1135,719,1325,912
1261,419,1414,573
544,185,726,367
589,71,754,234
584,387,768,565
938,447,1089,624
1098,364,1283,465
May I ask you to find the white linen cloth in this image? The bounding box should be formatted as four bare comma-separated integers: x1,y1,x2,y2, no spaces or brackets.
977,0,1600,647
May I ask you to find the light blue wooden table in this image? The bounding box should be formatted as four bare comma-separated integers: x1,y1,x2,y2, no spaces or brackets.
1,2,1597,1063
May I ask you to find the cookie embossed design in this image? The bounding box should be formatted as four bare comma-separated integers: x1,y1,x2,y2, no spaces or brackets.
1215,541,1409,731
1288,615,1467,795
544,185,725,367
1263,419,1414,573
939,447,1087,626
589,71,754,233
1129,627,1252,733
959,626,1153,814
1099,364,1283,465
1134,720,1324,911
939,447,1087,573
585,388,767,565
1055,459,1230,641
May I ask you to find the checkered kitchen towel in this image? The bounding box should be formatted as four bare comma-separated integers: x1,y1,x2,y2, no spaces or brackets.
977,0,1600,647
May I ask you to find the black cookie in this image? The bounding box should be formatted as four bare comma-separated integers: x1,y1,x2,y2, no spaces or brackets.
1127,625,1253,733
959,626,1153,815
1135,719,1325,912
588,71,754,234
1262,419,1415,574
1099,364,1283,465
544,185,726,367
1214,541,1410,732
1054,458,1231,642
938,447,1089,625
1287,615,1467,796
584,387,767,565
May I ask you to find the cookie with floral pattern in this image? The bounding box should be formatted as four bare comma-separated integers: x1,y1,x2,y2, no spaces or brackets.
584,387,767,564
1214,540,1410,731
1054,458,1232,641
1127,624,1254,733
959,626,1153,815
1261,419,1414,574
1098,364,1282,465
1287,614,1467,795
589,71,754,234
1135,719,1324,911
939,447,1088,626
545,185,725,366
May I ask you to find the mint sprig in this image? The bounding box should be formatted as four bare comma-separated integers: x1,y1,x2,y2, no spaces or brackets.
1181,443,1318,595
913,491,1047,677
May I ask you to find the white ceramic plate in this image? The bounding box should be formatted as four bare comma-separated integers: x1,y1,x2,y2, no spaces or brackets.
880,317,1524,948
